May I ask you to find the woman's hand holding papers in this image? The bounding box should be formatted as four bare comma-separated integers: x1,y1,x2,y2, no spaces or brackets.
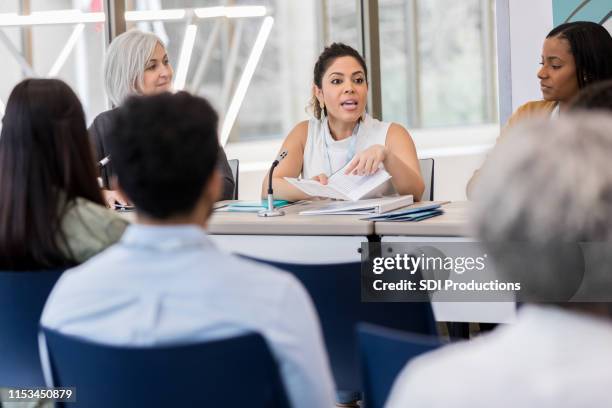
344,144,386,176
311,173,329,185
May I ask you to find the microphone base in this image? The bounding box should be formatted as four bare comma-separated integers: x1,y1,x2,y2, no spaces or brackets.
258,193,285,217
258,209,285,217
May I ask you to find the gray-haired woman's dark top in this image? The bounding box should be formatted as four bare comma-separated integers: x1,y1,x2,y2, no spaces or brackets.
88,109,236,201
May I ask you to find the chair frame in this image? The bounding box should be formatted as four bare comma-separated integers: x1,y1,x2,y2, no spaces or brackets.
39,328,290,408
0,269,63,387
358,322,442,408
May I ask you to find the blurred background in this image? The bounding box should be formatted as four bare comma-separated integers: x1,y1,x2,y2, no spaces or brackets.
0,0,500,200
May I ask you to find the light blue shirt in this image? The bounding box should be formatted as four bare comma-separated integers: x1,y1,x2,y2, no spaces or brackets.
41,224,336,408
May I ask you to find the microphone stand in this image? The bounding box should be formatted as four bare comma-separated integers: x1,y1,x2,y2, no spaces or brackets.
258,150,288,217
98,155,111,168
97,155,111,189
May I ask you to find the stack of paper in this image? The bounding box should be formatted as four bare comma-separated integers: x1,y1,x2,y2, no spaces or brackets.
299,195,413,215
362,202,444,221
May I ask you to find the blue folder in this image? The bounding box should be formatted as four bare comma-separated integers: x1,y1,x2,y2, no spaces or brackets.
375,209,444,222
362,203,442,221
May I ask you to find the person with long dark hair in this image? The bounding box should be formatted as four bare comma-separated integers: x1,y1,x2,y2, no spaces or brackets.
263,42,424,201
0,79,128,270
534,21,612,115
467,21,612,197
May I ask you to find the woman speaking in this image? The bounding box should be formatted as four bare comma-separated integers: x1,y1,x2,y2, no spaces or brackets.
263,43,424,202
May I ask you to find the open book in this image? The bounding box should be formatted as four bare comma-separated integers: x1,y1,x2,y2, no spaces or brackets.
285,163,392,201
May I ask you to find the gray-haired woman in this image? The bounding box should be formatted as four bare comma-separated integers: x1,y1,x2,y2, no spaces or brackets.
89,29,235,206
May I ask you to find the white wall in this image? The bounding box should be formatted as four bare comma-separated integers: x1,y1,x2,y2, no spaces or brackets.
496,0,554,124
508,0,553,112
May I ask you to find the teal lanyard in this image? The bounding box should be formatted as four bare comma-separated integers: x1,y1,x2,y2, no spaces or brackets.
323,119,360,176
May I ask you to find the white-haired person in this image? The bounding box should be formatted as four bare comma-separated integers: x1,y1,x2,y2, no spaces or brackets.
90,29,235,207
386,113,612,408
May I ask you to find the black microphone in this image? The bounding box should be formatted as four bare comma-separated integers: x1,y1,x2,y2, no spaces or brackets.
268,149,288,194
259,149,288,217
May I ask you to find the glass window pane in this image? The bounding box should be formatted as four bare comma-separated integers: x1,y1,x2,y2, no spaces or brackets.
125,0,320,143
379,0,497,128
0,0,107,124
235,0,319,142
378,0,413,126
418,0,486,127
325,0,360,49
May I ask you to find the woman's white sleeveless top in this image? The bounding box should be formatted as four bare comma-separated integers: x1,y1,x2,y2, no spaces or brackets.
302,113,396,195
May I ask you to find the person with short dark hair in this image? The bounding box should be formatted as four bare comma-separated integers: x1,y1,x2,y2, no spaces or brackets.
107,92,222,220
264,42,424,201
41,92,336,408
467,21,612,198
0,79,127,270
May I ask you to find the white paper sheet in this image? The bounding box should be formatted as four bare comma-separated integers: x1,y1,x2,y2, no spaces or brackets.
286,163,392,201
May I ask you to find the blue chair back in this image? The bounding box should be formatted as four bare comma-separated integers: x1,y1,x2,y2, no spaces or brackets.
40,328,290,408
358,323,442,408
242,258,436,396
0,269,63,386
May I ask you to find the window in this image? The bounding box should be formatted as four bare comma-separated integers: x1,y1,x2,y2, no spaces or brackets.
0,0,107,124
322,0,360,49
378,0,498,128
0,0,500,137
124,0,320,143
